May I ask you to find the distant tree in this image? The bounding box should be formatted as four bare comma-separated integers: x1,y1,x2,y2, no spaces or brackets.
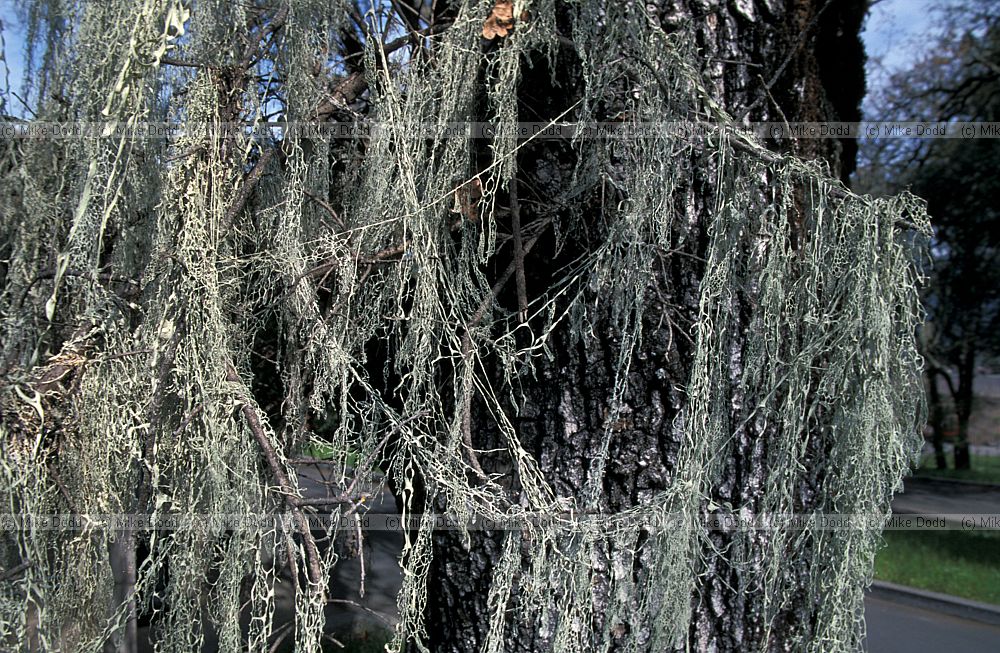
859,0,1000,470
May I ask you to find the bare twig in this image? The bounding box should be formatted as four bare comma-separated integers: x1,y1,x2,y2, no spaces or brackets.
10,91,38,119
287,457,342,465
170,404,204,439
326,598,395,626
458,319,489,482
46,465,77,512
137,321,183,509
458,343,489,483
322,634,346,649
294,412,427,508
470,217,551,328
297,494,369,507
456,218,552,482
311,72,368,122
225,363,324,587
509,175,528,323
240,4,289,69
302,210,475,283
341,411,426,499
302,189,345,229
91,348,154,363
355,514,365,597
159,56,205,68
221,148,275,233
16,268,140,309
0,561,32,582
736,0,836,121
267,620,294,653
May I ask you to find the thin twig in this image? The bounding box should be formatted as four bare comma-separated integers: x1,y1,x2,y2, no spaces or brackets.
737,0,836,121
289,413,427,509
326,598,395,626
340,411,426,501
459,338,489,483
355,514,365,597
267,619,294,653
170,404,204,439
470,218,551,329
46,464,77,512
221,148,275,233
137,323,183,510
225,363,324,587
302,189,345,229
10,91,38,119
297,494,369,507
94,348,153,362
159,56,205,68
509,174,528,323
287,457,342,465
240,4,289,69
0,561,32,582
322,634,346,649
456,219,553,482
302,211,472,282
341,494,371,519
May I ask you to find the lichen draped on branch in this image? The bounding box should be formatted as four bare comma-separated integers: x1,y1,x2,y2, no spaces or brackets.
0,1,928,652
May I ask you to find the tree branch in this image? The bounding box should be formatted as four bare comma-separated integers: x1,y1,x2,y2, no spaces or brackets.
509,175,528,323
225,363,324,588
221,148,275,233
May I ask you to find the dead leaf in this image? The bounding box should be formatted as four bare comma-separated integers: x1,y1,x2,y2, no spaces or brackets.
492,0,514,22
452,177,483,223
482,0,516,40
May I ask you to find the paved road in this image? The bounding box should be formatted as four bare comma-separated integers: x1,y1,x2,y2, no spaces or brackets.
864,594,1000,652
892,476,1000,514
280,463,402,636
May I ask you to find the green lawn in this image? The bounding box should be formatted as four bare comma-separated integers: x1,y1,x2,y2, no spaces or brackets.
914,451,1000,484
299,441,362,468
874,529,1000,605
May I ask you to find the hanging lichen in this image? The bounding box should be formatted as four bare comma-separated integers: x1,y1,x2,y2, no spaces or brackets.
1,1,929,652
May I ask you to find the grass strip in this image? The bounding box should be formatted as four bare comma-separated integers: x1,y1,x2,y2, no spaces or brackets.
875,529,1000,605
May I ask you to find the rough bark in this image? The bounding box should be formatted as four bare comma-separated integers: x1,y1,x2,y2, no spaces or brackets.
420,1,868,651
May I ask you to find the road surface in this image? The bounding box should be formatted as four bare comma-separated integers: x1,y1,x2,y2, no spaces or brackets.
892,476,1000,515
864,594,1000,652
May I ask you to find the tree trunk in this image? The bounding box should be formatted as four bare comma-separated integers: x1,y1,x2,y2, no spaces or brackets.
421,1,869,651
926,369,948,470
953,342,975,470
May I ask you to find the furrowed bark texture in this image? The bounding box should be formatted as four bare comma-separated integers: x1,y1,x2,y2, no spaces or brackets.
420,1,867,651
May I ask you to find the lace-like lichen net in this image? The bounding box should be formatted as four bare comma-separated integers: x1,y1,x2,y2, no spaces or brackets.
0,1,928,652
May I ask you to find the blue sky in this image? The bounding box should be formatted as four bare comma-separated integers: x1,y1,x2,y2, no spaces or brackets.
862,0,956,107
1,1,26,116
864,0,942,72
